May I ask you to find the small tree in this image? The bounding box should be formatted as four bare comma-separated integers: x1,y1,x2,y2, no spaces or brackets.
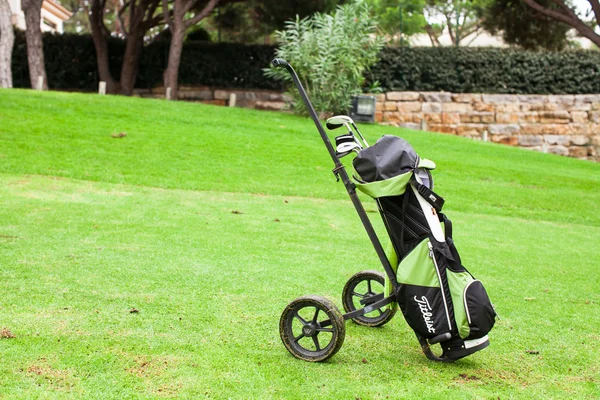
265,1,384,117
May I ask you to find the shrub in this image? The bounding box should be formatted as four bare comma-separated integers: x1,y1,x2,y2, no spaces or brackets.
366,47,600,94
264,1,384,116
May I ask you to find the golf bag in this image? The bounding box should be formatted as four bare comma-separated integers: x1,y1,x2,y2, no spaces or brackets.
352,135,497,361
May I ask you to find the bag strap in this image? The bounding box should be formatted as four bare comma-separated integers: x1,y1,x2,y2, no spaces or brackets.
410,175,445,212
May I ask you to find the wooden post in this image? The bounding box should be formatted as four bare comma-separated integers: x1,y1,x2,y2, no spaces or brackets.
229,93,236,107
98,81,106,95
36,76,44,91
166,87,172,100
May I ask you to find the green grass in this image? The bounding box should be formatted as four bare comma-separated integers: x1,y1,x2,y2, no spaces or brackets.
1,89,599,399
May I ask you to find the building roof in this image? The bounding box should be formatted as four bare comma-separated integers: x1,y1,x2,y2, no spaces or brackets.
42,0,72,21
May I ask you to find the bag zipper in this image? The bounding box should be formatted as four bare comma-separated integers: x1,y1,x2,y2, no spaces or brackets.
428,241,453,331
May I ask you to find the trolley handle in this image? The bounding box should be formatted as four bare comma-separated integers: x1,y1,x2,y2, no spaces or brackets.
271,58,291,69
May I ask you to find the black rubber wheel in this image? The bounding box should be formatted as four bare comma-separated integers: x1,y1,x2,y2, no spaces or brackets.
279,295,345,362
342,270,397,327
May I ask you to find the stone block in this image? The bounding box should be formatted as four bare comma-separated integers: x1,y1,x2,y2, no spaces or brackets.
422,102,443,113
399,122,421,130
495,104,520,113
518,112,540,123
592,102,600,110
255,101,286,111
423,113,442,123
568,103,592,111
571,111,589,123
575,94,600,103
539,111,570,124
442,112,460,124
384,102,397,111
542,124,573,135
373,94,386,103
214,90,230,100
543,103,561,111
518,95,546,104
383,111,401,123
473,102,495,112
570,123,590,135
457,124,486,137
387,91,420,101
544,135,570,146
496,113,519,123
570,135,589,146
489,124,520,135
498,136,519,146
518,135,543,146
452,93,482,103
375,101,384,111
375,111,383,123
521,124,545,135
569,146,589,158
482,94,519,104
590,111,600,123
548,145,570,156
546,95,575,105
428,124,457,134
421,92,452,103
442,102,471,113
397,101,422,112
592,136,600,146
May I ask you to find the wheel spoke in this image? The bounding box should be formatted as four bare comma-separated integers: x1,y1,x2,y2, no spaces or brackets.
293,310,307,325
377,308,384,316
312,307,320,323
294,333,305,343
312,336,321,351
367,279,372,294
351,291,366,299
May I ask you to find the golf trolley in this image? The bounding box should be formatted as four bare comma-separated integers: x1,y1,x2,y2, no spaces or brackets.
272,59,496,363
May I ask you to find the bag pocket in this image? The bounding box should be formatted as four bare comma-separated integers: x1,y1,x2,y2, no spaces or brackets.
463,280,496,339
397,284,451,339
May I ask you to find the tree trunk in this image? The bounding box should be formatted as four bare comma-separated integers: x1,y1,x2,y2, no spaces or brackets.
163,26,185,100
0,0,14,88
88,0,118,93
21,0,47,89
119,33,144,95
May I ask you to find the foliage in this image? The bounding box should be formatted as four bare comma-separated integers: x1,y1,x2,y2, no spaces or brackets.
366,0,427,44
254,0,341,31
424,0,489,46
11,31,600,94
480,0,571,51
265,1,384,116
367,46,600,94
1,89,600,398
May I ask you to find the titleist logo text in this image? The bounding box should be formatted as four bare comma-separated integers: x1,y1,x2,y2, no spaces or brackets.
414,295,436,333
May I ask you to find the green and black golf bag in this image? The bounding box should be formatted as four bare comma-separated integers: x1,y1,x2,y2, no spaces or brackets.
353,135,497,361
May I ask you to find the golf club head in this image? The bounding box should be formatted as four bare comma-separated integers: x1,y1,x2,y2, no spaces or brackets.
326,115,355,130
336,141,362,158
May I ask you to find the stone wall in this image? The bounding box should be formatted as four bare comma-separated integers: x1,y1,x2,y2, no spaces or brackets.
134,86,600,162
134,86,288,111
375,92,600,161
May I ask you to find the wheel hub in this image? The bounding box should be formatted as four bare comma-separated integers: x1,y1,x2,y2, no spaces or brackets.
301,322,320,337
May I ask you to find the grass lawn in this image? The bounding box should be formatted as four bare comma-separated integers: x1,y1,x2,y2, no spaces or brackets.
1,89,599,399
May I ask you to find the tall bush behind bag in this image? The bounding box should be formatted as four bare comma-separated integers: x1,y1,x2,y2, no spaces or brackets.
263,1,385,117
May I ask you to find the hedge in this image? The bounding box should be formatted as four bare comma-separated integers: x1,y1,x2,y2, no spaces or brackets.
11,31,600,94
12,31,282,91
367,47,600,94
